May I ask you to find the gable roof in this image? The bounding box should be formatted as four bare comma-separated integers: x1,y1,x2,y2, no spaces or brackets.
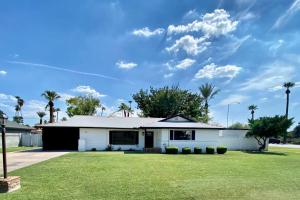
6,120,33,130
39,115,223,129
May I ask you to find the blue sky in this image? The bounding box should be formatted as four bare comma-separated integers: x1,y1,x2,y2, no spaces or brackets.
0,0,299,127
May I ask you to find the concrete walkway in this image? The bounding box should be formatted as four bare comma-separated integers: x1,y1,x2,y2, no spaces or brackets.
269,144,300,149
0,149,69,173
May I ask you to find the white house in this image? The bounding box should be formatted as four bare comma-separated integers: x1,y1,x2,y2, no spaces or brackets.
40,115,260,152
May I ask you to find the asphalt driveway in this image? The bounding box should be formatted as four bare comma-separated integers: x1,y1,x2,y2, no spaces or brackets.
0,149,69,174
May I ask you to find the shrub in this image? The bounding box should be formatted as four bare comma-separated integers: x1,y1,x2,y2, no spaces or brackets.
194,147,202,154
91,148,97,151
182,147,191,154
105,144,113,151
217,146,227,154
165,146,179,154
206,146,215,154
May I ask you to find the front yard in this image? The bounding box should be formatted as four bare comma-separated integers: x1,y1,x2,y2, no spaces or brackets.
1,147,300,200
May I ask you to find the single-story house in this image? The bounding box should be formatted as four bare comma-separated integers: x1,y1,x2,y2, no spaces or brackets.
0,120,33,147
39,115,260,152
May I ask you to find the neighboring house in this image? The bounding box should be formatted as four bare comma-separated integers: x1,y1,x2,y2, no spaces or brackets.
0,120,33,147
39,115,260,152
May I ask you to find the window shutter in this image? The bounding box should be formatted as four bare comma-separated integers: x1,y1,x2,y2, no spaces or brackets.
170,130,173,140
135,132,139,144
192,130,195,140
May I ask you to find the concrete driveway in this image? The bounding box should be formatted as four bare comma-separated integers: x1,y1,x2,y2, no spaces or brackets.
0,149,69,173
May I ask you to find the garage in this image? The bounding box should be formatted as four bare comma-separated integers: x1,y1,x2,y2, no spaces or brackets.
42,127,79,150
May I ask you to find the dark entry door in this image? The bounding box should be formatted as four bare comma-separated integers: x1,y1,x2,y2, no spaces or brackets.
145,132,154,148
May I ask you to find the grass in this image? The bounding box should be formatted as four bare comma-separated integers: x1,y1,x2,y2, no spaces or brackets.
1,147,300,200
0,146,39,153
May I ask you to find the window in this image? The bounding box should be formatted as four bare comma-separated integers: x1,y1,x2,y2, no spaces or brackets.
170,130,195,140
109,131,139,145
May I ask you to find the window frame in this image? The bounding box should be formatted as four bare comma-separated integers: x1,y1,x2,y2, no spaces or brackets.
109,131,139,145
169,129,195,141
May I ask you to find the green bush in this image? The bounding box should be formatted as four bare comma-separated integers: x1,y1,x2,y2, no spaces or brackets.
194,147,202,154
165,146,179,154
182,147,191,154
217,146,227,154
206,146,215,154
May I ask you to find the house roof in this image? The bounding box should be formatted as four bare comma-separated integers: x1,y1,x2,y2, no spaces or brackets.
38,115,224,129
5,120,33,130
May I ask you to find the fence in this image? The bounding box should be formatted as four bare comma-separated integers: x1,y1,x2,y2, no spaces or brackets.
20,134,43,147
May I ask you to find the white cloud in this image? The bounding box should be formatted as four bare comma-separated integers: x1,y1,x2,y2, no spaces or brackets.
132,27,164,37
269,39,284,56
0,70,7,75
175,58,196,69
58,93,74,101
270,81,300,91
183,9,200,21
240,61,295,91
273,0,300,29
116,61,137,69
164,73,174,78
72,86,106,98
166,35,210,55
194,63,241,79
0,93,16,103
167,9,238,37
219,94,248,106
23,100,47,118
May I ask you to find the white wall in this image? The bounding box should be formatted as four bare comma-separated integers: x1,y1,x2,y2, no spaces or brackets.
157,129,260,152
79,128,144,151
0,133,21,147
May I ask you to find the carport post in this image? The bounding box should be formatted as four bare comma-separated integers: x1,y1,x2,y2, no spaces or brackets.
1,125,7,178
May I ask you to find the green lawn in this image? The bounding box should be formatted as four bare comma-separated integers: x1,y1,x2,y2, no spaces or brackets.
1,147,300,200
0,146,40,153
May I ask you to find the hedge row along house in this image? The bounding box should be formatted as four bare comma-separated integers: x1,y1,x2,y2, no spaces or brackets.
38,114,262,152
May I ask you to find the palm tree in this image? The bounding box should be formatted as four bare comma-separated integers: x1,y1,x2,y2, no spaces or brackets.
101,106,106,116
248,105,258,121
54,108,61,122
118,103,130,117
283,82,295,143
37,111,46,124
199,83,220,123
13,96,25,124
42,90,61,123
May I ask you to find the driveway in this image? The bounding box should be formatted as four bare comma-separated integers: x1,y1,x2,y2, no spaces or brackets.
269,144,300,149
0,149,69,173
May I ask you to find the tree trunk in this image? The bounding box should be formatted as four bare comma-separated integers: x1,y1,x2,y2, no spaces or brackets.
251,110,254,121
284,90,290,143
40,118,42,125
49,101,54,123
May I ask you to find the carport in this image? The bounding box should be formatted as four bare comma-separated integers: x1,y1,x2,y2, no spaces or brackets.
42,127,79,150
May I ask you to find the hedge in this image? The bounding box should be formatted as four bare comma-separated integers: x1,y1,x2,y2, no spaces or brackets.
165,146,179,154
206,146,215,154
194,147,202,154
217,146,227,154
182,147,191,154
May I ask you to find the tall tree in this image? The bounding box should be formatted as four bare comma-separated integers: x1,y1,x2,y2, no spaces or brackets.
247,115,293,151
42,90,61,123
133,85,204,120
248,104,258,121
118,103,130,117
13,96,25,124
37,111,46,124
283,82,295,143
54,108,61,122
199,83,220,123
66,95,101,117
101,106,106,116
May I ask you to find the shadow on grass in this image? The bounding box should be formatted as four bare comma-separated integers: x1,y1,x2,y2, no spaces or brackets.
242,150,287,156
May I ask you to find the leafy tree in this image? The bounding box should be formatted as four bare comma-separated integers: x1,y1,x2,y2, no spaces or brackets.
199,83,220,122
133,85,204,120
37,111,46,124
293,123,300,138
248,104,258,121
283,82,295,143
118,103,130,117
247,115,293,151
61,117,68,121
229,122,249,129
66,96,101,117
42,91,61,123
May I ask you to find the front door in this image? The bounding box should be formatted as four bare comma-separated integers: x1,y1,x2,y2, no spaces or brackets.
145,132,154,148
